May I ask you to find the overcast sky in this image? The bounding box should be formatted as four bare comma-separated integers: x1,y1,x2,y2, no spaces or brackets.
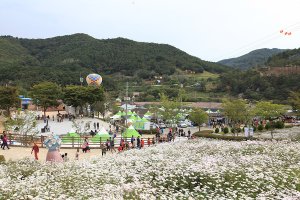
1,0,300,61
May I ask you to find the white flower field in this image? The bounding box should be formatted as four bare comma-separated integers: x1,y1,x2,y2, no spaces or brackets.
1,138,300,199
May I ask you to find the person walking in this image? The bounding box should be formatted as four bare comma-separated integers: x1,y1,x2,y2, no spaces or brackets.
141,138,144,149
105,139,110,152
137,136,141,149
101,144,106,156
130,136,135,147
75,148,79,160
31,142,39,160
2,134,9,150
110,139,116,152
147,138,151,146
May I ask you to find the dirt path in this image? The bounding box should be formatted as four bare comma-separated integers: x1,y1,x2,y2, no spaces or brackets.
0,146,109,162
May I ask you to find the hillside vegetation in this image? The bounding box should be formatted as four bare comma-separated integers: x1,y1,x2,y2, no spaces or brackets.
0,34,228,89
218,48,285,70
266,48,300,67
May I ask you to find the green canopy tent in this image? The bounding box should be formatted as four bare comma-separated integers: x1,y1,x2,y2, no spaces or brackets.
127,110,133,115
136,116,142,121
122,125,141,138
120,111,126,116
115,111,122,116
62,130,81,143
128,115,137,122
141,117,149,122
144,111,152,117
91,127,112,143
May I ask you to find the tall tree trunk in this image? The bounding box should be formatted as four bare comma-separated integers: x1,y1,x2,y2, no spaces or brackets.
43,107,46,119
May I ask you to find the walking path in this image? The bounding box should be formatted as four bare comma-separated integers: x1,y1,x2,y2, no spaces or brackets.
1,137,189,162
1,114,206,162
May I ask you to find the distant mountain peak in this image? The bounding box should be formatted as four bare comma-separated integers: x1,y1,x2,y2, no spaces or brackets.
218,48,286,70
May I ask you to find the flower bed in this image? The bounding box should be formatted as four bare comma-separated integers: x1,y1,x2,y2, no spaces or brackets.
1,138,300,199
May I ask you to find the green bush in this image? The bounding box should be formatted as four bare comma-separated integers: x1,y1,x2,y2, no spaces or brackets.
0,155,5,163
265,122,271,130
237,128,242,133
138,130,156,135
285,125,293,128
223,127,229,134
273,121,285,129
231,128,235,133
215,128,219,133
198,130,214,134
193,131,254,141
258,124,264,131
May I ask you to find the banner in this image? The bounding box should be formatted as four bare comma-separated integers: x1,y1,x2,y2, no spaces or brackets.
134,122,150,130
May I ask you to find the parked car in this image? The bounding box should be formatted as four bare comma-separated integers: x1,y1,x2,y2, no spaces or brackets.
178,122,188,128
150,122,159,129
158,123,167,129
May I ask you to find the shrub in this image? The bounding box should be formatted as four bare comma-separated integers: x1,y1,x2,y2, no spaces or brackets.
215,128,219,133
258,124,264,131
0,155,5,163
231,128,235,133
138,130,156,135
223,127,229,134
253,126,256,132
237,128,242,133
273,121,285,129
198,130,214,134
265,122,271,130
193,132,254,141
285,125,293,128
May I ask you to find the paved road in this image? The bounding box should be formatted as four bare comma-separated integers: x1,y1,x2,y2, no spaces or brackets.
37,117,110,136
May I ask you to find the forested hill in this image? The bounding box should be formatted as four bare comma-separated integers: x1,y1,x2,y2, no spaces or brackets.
0,34,229,88
218,48,285,70
266,48,300,67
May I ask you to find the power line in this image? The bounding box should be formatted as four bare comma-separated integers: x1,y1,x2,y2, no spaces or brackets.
215,21,300,61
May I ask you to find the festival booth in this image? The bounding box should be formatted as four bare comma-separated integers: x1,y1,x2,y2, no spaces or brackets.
122,125,141,138
62,130,80,143
91,127,111,143
133,117,150,130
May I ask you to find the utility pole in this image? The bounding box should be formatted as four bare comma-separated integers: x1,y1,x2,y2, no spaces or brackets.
80,73,83,86
125,82,129,126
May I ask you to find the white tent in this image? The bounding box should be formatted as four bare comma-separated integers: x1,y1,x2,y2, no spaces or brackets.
97,127,109,135
120,104,136,110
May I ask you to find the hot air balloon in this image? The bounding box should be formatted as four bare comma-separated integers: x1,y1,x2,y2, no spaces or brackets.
86,73,102,86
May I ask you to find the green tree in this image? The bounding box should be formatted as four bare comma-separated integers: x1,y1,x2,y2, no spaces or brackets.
63,85,104,116
254,101,285,138
30,82,62,117
254,101,285,120
189,108,208,131
0,86,20,116
159,93,181,124
4,111,38,146
222,99,253,136
289,91,300,116
92,92,109,119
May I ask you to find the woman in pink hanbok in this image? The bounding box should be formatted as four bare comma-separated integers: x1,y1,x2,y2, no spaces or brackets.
44,134,63,162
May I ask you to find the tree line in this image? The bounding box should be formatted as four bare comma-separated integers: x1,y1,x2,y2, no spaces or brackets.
216,69,300,102
0,82,104,117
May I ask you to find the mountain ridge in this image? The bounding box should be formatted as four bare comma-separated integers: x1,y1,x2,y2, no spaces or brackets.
218,48,286,70
0,33,229,88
